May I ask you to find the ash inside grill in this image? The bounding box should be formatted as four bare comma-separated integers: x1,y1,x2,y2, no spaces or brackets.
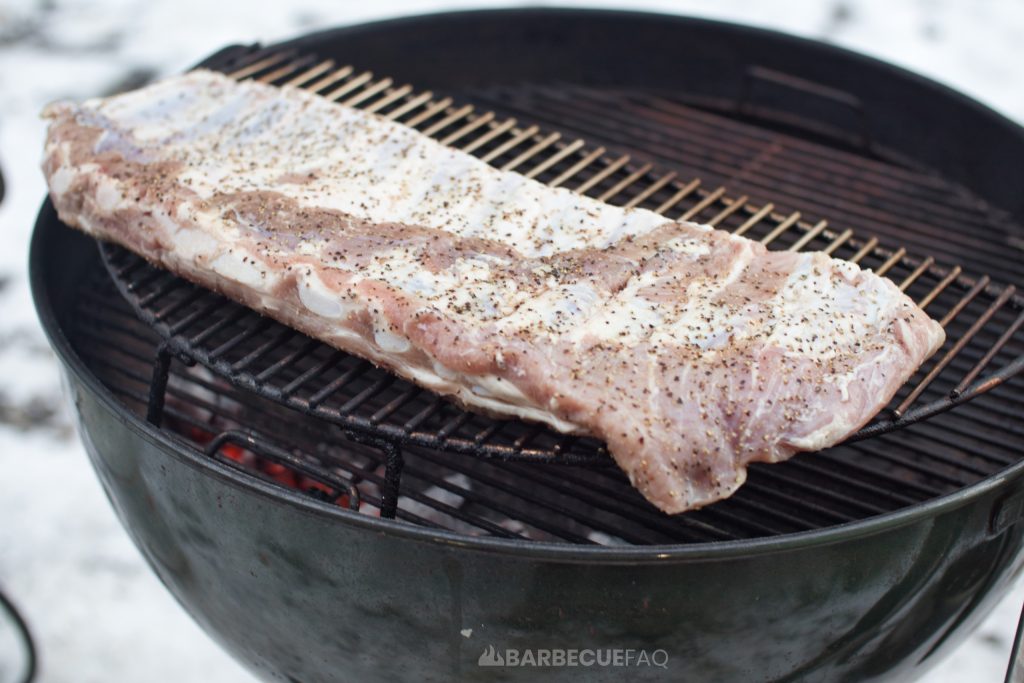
64,45,1024,546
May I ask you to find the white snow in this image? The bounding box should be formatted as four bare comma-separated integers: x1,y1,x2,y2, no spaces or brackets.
1,1,1022,681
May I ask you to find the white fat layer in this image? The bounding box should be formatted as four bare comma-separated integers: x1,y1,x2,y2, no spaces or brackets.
150,209,181,239
466,374,527,405
171,226,221,262
297,270,357,320
663,236,713,255
431,360,458,381
574,246,756,349
48,166,76,196
570,273,665,345
568,248,908,365
497,282,603,337
87,70,674,258
396,364,578,432
210,250,273,289
765,255,890,357
374,329,411,354
824,372,854,402
357,247,525,320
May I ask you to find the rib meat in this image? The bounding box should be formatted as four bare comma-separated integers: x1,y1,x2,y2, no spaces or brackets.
41,70,945,513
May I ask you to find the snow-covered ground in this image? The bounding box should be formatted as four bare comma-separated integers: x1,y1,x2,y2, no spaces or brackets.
0,1,1021,681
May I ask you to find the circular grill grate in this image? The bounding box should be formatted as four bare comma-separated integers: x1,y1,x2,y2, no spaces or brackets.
71,43,1024,544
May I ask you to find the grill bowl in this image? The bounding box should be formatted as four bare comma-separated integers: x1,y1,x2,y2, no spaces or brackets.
32,9,1024,682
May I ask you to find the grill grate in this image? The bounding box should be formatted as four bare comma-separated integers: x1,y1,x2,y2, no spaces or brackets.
72,258,1024,544
82,45,1024,538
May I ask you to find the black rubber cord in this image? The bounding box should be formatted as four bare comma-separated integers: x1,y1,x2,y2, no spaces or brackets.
0,586,37,683
1,109,34,683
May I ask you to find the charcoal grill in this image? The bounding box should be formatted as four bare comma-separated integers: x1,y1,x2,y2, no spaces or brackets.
30,9,1024,682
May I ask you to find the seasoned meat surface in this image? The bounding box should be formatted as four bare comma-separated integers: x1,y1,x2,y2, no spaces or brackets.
42,70,945,513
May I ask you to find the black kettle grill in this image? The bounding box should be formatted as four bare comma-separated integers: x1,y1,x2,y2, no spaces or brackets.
30,9,1024,682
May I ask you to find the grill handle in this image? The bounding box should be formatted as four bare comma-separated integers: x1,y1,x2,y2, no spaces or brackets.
737,65,872,151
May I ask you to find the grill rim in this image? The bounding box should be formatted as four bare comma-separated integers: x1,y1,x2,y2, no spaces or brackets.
30,206,1024,561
